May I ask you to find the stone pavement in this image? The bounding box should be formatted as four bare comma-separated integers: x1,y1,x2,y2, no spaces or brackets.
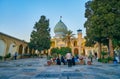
0,58,120,79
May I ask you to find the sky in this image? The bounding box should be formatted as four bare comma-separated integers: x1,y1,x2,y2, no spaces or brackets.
0,0,89,42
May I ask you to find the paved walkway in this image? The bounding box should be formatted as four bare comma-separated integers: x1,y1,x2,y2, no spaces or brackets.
0,58,120,79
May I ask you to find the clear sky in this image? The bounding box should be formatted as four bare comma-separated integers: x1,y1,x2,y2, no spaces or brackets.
0,0,89,42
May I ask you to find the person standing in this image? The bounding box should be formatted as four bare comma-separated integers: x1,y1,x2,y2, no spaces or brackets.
14,52,17,60
66,53,72,67
72,56,75,65
89,52,93,62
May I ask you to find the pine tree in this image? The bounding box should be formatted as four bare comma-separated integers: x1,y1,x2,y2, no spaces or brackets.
29,15,51,53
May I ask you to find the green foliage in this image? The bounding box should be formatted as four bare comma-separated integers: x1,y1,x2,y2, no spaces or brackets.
0,56,3,60
59,47,71,56
107,56,113,62
51,47,59,55
98,56,113,63
51,47,71,56
102,58,108,63
23,53,31,58
47,55,52,60
5,53,11,58
63,30,75,47
113,38,120,48
32,53,38,57
98,58,102,62
88,52,93,58
84,36,95,47
29,15,51,52
101,51,107,59
84,0,120,48
98,58,107,63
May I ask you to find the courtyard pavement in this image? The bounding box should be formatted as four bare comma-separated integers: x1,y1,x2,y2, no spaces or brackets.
0,57,120,79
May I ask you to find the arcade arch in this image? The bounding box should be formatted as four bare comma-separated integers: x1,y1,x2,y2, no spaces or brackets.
24,46,29,54
0,39,6,56
19,44,23,55
74,48,79,55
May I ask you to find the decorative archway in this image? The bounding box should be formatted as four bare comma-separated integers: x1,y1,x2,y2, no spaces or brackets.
19,44,23,55
0,39,6,56
74,48,79,56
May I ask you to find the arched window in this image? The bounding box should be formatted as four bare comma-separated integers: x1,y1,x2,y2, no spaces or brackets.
74,41,77,46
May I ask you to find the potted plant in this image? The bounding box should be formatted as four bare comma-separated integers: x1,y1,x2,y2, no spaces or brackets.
47,55,52,65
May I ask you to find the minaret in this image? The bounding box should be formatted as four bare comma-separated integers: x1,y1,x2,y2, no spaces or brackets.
77,29,82,39
77,29,82,56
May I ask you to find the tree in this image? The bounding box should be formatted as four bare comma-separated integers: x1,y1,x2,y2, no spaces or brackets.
63,30,75,47
84,0,120,58
84,1,103,58
29,15,51,53
59,47,71,56
51,47,59,55
51,47,71,56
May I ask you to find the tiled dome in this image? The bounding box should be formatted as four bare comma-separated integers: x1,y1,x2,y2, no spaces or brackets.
54,20,68,36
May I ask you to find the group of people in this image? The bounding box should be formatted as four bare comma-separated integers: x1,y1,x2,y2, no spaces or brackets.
50,52,97,66
53,53,80,67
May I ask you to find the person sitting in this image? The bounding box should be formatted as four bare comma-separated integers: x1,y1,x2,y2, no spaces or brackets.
56,57,61,65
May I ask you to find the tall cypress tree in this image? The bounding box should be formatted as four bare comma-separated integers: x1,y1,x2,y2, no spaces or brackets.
29,15,51,53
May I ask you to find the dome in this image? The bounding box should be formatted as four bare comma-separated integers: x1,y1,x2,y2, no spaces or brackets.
54,20,68,34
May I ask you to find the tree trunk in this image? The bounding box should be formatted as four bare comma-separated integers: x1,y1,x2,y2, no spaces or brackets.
109,38,114,57
98,42,102,59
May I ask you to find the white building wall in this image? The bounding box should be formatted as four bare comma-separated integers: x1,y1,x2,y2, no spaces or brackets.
0,39,6,56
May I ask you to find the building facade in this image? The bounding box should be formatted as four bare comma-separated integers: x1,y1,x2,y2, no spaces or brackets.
50,19,95,56
0,32,32,57
0,19,108,58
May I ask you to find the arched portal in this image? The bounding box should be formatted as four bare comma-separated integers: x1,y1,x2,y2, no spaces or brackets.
19,44,23,55
74,48,79,56
29,49,32,54
24,46,28,54
82,48,85,56
0,39,6,56
74,41,77,46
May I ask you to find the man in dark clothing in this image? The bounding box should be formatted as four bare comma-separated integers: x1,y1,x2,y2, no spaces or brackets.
61,56,65,65
14,52,17,60
72,56,75,65
56,57,61,65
